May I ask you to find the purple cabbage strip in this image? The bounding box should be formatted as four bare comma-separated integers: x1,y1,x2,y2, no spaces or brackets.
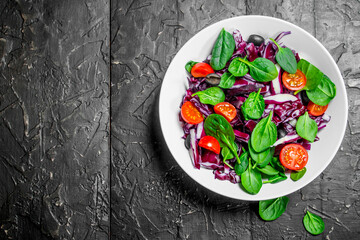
200,150,221,170
272,132,301,147
274,31,292,43
196,121,205,140
245,120,258,132
283,122,296,133
214,165,240,183
189,129,200,169
227,78,265,95
262,42,276,63
298,140,312,150
270,68,283,94
274,100,306,124
264,94,298,104
246,42,259,62
233,30,244,49
230,114,243,128
230,96,246,109
190,96,213,117
234,129,250,143
262,104,275,118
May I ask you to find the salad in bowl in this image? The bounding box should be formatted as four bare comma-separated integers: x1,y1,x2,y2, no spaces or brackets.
179,28,336,195
159,16,347,200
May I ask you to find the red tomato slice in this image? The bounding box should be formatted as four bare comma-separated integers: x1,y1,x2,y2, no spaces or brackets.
198,136,220,154
214,102,237,122
280,144,308,170
282,69,306,91
191,62,214,78
307,101,328,116
181,101,204,124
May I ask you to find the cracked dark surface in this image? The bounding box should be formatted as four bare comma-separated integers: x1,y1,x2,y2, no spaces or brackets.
0,0,109,239
0,0,359,239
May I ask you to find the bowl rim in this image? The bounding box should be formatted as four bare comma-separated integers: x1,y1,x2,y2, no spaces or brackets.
159,15,348,201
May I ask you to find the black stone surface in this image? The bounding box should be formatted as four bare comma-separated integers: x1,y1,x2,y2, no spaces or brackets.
110,1,360,240
0,0,109,239
1,0,360,239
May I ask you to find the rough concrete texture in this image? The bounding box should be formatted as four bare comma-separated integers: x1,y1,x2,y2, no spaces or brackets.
111,0,360,239
0,0,109,239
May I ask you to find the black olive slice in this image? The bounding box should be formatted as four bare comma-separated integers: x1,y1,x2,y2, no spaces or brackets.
205,73,221,86
247,34,265,46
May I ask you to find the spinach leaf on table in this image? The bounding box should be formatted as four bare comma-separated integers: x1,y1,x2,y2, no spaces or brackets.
250,111,277,153
210,28,236,70
291,167,307,181
219,71,236,89
306,75,336,106
185,60,198,73
296,111,318,142
303,211,325,235
259,196,289,221
234,148,249,175
238,57,278,82
241,157,262,194
192,87,225,105
297,59,324,91
228,57,249,77
204,114,240,166
241,88,265,120
270,38,297,74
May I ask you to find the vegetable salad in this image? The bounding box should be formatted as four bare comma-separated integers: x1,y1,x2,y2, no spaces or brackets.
179,28,336,195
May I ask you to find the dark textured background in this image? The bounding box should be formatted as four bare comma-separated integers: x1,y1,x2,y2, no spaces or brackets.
1,0,359,239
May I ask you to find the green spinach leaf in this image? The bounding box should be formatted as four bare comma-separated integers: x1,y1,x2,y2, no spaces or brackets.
259,196,289,221
238,57,278,82
249,140,274,168
296,112,318,142
241,88,265,120
306,75,336,106
234,148,249,175
185,60,198,73
250,111,277,153
221,141,238,160
291,167,307,181
241,157,262,194
219,71,236,89
228,57,249,77
263,172,287,184
256,164,279,176
192,87,225,105
210,28,236,70
303,211,325,235
270,38,297,74
270,157,285,173
204,114,240,165
297,59,323,91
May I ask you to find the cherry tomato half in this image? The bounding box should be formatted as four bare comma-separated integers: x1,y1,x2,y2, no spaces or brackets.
214,102,237,122
307,101,328,116
279,144,308,170
181,101,204,124
191,62,214,78
199,136,221,154
282,69,306,91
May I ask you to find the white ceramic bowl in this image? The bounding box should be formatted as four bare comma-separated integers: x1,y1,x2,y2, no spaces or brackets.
159,16,348,201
